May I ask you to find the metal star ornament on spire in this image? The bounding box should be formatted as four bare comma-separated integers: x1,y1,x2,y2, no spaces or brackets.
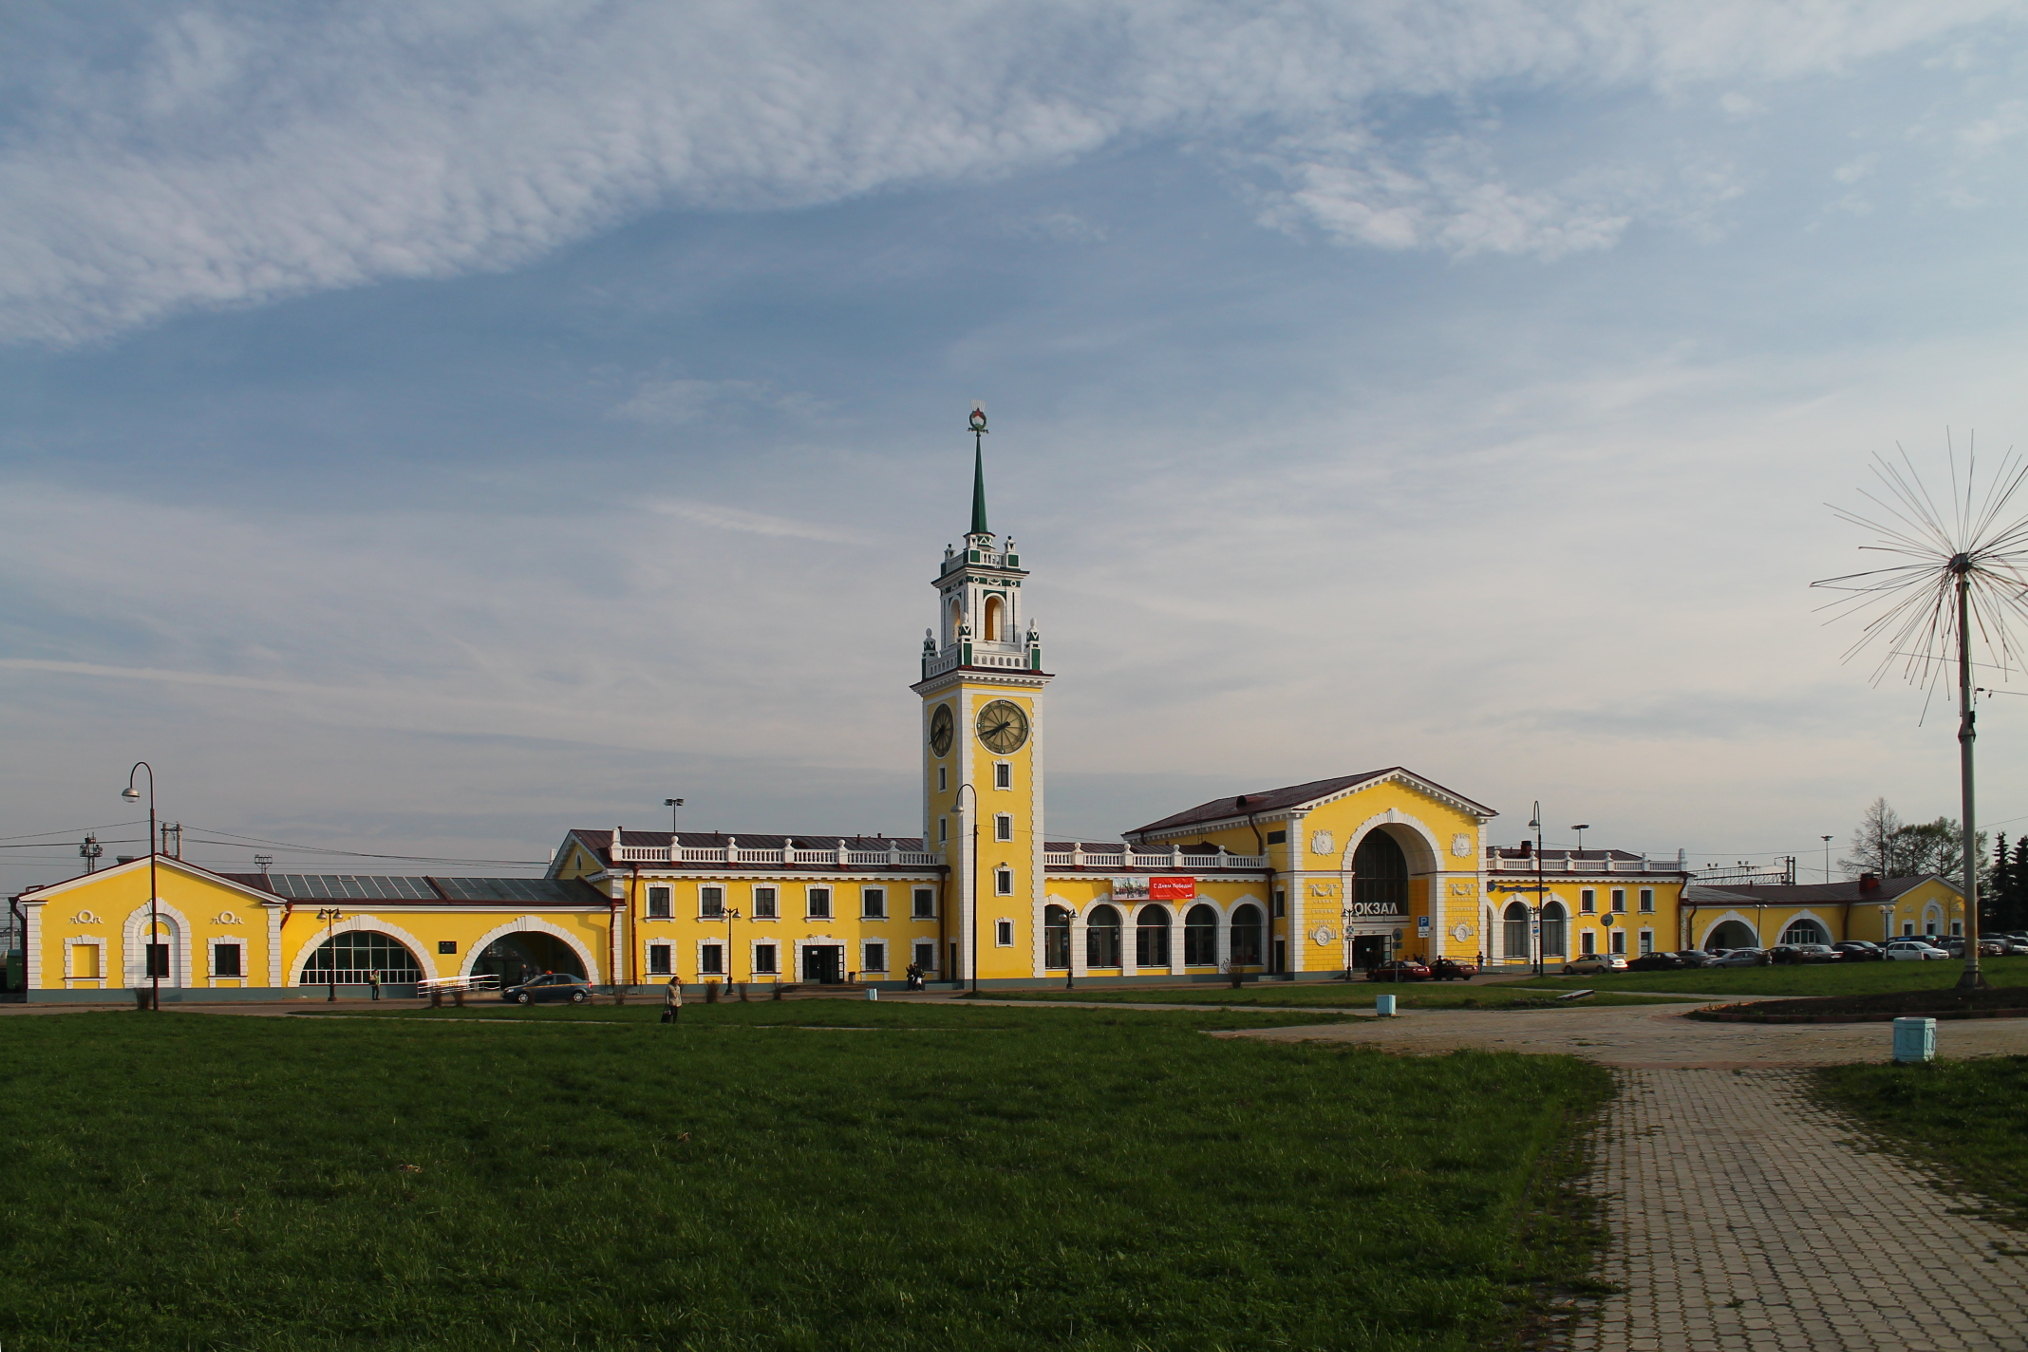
1812,433,2028,989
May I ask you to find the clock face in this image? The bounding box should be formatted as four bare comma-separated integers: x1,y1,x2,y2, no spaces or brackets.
975,699,1030,754
928,704,954,757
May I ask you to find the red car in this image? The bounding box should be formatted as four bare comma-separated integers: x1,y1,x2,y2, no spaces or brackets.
1365,959,1432,982
1428,957,1478,981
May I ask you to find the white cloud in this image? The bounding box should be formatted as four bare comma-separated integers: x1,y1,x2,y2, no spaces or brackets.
2,0,2021,343
646,500,869,544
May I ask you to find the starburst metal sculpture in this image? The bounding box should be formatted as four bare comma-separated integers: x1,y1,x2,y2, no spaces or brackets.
1813,435,2028,989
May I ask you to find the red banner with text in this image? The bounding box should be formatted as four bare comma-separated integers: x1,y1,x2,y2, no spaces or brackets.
1148,876,1197,901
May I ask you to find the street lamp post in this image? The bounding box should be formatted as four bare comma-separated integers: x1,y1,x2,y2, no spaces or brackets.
316,908,344,1002
724,905,741,992
1571,824,1590,855
664,797,684,839
953,783,978,994
1530,802,1546,978
1823,835,1834,883
120,764,159,1011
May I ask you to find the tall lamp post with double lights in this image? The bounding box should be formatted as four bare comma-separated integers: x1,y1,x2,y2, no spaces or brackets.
316,908,344,1002
953,782,978,994
1530,802,1547,978
119,763,160,1010
1571,824,1590,855
664,797,684,837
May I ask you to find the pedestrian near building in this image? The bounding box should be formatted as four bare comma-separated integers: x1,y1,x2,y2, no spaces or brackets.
662,976,682,1024
905,960,924,991
368,970,381,1002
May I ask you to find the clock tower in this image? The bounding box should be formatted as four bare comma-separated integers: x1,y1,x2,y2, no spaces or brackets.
912,408,1052,986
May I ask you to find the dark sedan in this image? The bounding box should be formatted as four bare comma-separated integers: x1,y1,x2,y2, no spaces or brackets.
502,973,593,1005
1427,957,1479,981
1831,941,1885,962
1625,952,1692,972
1365,959,1432,982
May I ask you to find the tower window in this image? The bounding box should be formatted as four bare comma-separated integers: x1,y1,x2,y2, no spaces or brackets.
984,595,1004,641
995,814,1013,842
938,817,947,843
994,762,1011,790
938,767,948,791
994,867,1014,896
995,919,1014,946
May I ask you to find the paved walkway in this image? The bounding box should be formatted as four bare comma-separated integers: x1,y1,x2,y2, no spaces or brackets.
1575,1068,2028,1352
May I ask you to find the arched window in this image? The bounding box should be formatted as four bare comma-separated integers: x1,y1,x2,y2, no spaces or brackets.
301,930,423,985
1043,905,1071,969
1503,902,1530,961
983,595,1004,642
947,598,962,644
1136,905,1171,966
1086,904,1121,968
1230,904,1263,967
1183,904,1218,965
1353,831,1409,915
1540,901,1568,957
1781,918,1830,945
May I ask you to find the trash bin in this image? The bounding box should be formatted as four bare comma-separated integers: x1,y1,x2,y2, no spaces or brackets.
134,989,153,1011
1892,1016,1935,1063
866,988,880,1002
1375,993,1397,1017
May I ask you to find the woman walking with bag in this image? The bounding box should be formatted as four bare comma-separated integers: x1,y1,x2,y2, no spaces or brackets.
662,975,683,1024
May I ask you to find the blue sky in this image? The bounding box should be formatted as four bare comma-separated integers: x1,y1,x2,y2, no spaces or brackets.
4,1,2028,885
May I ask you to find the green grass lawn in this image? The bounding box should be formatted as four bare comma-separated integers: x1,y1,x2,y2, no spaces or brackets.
1488,954,2028,999
0,1004,1613,1352
973,985,1685,1010
1817,1056,2028,1233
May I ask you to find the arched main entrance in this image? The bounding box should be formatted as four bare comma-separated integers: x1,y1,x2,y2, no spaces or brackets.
1780,917,1831,945
1229,904,1263,967
1705,919,1759,950
475,930,585,986
1353,831,1408,913
300,930,423,987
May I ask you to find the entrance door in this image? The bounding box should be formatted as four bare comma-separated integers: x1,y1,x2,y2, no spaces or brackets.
802,945,844,984
1351,935,1385,970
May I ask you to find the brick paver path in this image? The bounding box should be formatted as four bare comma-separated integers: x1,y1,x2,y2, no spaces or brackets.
1575,1067,2028,1351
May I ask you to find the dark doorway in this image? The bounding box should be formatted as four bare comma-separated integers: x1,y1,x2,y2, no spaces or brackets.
1352,935,1386,970
802,945,844,984
475,931,585,987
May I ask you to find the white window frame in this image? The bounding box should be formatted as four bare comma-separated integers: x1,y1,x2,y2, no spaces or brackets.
912,940,938,971
1579,889,1596,914
698,941,725,976
699,885,725,919
994,761,1012,790
751,942,779,976
862,941,889,973
1580,929,1596,956
1611,889,1627,913
938,817,947,843
994,867,1014,896
210,939,245,980
807,886,832,919
995,918,1014,946
1638,929,1654,955
912,887,935,918
938,766,948,792
647,943,673,976
862,887,887,919
752,886,778,919
646,885,672,919
994,814,1013,842
1638,888,1655,913
1609,928,1626,955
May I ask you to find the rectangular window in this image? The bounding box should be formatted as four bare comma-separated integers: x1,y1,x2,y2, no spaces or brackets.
1951,920,1964,936
994,762,1012,789
1611,889,1627,913
753,944,778,975
862,887,886,919
994,814,1013,842
438,940,458,954
214,944,242,978
1581,930,1596,956
808,887,832,918
753,886,777,919
146,944,170,979
864,942,887,972
912,887,935,918
1639,930,1654,955
73,944,101,979
1639,889,1655,913
1580,889,1596,914
647,886,671,919
996,919,1014,946
1903,921,1915,936
938,817,947,843
913,940,936,970
699,944,724,975
994,867,1014,896
1272,888,1286,918
700,886,724,918
938,766,948,792
1610,929,1626,955
648,945,672,976
1266,830,1287,845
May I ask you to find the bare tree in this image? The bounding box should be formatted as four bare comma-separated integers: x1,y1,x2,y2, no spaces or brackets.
1839,797,1903,878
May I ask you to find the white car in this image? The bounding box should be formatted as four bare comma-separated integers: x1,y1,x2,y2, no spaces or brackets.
1562,953,1627,975
1884,940,1950,962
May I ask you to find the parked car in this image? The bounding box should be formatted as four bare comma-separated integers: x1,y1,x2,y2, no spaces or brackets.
1975,938,2009,957
1366,959,1432,982
1673,950,1719,966
1768,943,1842,965
1625,952,1692,972
1427,956,1479,981
502,973,594,1004
1883,940,1950,962
1831,941,1885,961
1562,953,1626,975
1990,936,2028,956
1708,948,1770,967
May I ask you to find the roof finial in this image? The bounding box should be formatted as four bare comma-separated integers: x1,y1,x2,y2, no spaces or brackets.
968,404,989,538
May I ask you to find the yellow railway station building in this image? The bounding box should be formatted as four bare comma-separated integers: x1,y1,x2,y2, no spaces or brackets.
6,430,1966,1000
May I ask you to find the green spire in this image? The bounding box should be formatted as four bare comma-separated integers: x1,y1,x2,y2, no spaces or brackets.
970,438,990,537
